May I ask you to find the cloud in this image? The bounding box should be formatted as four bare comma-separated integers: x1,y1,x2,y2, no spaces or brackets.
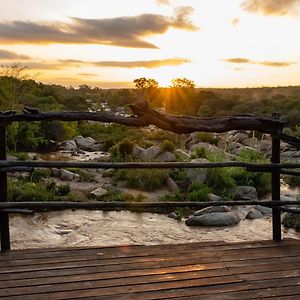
156,0,171,5
90,58,191,68
0,8,198,48
223,57,295,67
241,0,300,16
231,18,240,27
0,49,31,60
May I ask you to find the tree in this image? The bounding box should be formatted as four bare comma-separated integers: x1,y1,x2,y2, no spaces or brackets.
0,63,31,110
133,77,159,89
171,78,195,89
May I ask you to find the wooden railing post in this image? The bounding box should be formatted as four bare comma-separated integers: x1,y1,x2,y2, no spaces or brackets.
271,113,281,241
0,125,10,251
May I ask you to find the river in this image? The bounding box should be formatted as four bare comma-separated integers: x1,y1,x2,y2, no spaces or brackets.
9,210,300,250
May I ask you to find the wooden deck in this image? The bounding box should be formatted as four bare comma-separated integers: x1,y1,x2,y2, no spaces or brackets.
0,239,300,299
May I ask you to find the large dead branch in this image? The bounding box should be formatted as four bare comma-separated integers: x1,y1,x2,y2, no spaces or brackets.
0,102,285,134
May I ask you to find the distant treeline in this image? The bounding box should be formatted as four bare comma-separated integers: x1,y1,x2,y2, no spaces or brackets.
0,69,299,152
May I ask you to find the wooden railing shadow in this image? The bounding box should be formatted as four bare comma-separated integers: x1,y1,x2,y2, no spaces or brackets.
0,103,300,251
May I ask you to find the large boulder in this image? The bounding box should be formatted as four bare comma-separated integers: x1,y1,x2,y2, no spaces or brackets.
186,158,209,184
141,146,161,161
246,208,264,219
59,140,77,151
90,187,108,197
60,169,76,181
166,177,179,192
255,205,272,215
207,193,222,202
156,151,176,162
74,136,104,152
234,186,258,201
185,212,240,227
133,145,146,159
193,206,232,217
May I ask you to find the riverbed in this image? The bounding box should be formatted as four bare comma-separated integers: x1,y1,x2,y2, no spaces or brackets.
9,210,300,250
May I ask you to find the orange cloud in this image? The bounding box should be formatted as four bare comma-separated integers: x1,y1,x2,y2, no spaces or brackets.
0,8,198,48
0,49,30,60
241,0,300,16
223,57,295,67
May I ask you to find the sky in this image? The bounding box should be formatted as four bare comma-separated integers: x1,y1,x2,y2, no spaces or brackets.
0,0,300,88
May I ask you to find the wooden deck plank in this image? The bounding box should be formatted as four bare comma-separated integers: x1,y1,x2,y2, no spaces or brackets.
0,239,299,300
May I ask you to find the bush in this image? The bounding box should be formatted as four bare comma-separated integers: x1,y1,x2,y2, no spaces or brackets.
194,132,218,145
56,184,71,196
28,168,51,182
192,147,209,159
283,174,300,187
187,183,212,202
98,190,144,202
9,152,29,161
115,169,169,191
206,168,236,200
110,138,134,161
160,140,175,153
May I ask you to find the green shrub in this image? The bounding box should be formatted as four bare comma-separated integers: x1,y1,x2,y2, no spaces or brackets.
206,168,236,200
160,191,184,202
283,174,300,187
8,179,56,202
110,138,134,161
115,169,169,191
194,132,218,145
192,147,209,159
160,140,175,153
187,182,212,202
56,184,71,196
28,168,51,182
9,152,29,161
98,190,144,202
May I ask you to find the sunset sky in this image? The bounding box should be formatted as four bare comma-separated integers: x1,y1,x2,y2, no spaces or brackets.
0,0,300,88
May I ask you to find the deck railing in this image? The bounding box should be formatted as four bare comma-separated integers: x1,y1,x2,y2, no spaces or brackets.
0,105,300,251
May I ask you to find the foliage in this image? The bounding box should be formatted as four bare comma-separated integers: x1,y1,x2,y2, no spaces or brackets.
9,151,29,161
171,78,195,88
191,147,209,159
115,169,170,191
96,190,144,202
160,139,176,153
194,132,218,145
134,77,159,89
187,183,212,202
283,174,300,187
110,138,134,161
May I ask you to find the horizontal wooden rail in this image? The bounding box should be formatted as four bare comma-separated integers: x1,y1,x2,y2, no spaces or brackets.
0,160,300,171
0,200,299,211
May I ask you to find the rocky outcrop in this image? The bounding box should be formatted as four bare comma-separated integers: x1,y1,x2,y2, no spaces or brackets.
193,206,232,217
234,186,258,201
74,136,104,152
90,187,108,197
185,211,240,227
186,158,209,184
166,177,179,192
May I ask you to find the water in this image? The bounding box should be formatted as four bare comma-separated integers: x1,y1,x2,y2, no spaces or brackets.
10,210,300,250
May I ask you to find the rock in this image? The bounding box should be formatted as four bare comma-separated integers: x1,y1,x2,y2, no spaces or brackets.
168,212,178,220
259,140,271,152
90,187,108,197
74,174,80,182
255,205,272,215
141,146,161,161
60,169,76,181
59,140,77,151
207,193,221,202
185,212,239,227
233,132,249,143
186,158,209,184
234,186,258,200
234,206,253,220
7,155,18,161
226,142,242,153
193,206,232,217
51,168,61,177
133,145,146,159
166,177,179,192
74,136,104,152
156,151,176,162
243,137,258,148
246,209,264,219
